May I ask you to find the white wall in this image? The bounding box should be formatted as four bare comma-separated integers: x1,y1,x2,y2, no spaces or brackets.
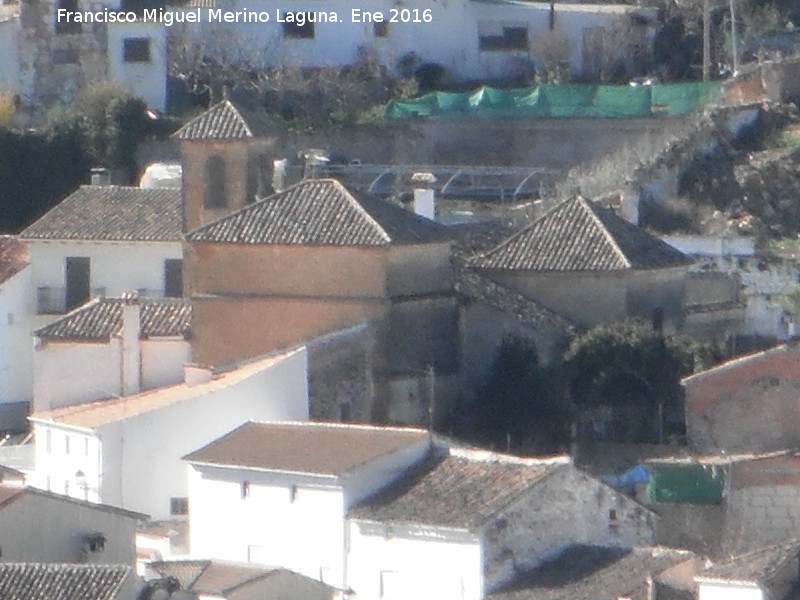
97,348,308,519
697,581,763,600
346,521,483,600
27,240,182,303
30,424,102,503
189,466,346,586
141,339,191,390
34,340,122,413
108,21,167,111
0,18,19,95
0,267,34,405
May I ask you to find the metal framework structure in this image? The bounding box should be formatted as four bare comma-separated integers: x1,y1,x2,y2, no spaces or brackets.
320,164,559,200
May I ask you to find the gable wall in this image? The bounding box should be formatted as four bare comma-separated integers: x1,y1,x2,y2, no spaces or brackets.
481,465,655,591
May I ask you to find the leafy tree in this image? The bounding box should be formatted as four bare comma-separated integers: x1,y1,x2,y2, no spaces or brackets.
467,337,571,453
563,318,716,442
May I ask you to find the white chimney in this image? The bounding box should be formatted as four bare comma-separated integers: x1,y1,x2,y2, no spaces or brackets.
184,364,213,387
120,293,141,396
412,172,437,221
91,167,111,186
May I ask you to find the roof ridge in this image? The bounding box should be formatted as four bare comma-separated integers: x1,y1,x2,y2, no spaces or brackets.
334,180,392,243
578,196,632,269
224,100,255,138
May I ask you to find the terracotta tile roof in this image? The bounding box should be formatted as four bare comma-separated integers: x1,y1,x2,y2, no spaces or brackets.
0,236,28,285
183,421,429,477
0,563,133,600
697,540,800,584
149,560,276,595
172,100,272,140
20,186,182,242
489,545,695,600
29,349,302,430
350,452,566,529
34,298,192,341
186,179,451,246
468,197,691,272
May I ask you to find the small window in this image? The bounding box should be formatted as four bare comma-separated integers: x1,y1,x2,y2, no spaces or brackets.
609,509,617,521
290,485,299,503
123,38,151,63
241,481,250,499
164,259,183,298
204,155,227,209
170,497,189,516
282,14,315,39
479,22,528,51
55,0,81,34
85,533,106,553
52,48,79,64
374,21,389,38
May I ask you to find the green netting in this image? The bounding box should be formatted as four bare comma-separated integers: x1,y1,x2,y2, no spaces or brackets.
384,82,723,119
647,464,725,505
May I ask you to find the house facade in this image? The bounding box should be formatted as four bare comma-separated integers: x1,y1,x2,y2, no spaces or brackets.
682,343,800,454
29,348,308,519
33,296,192,412
169,0,656,84
185,421,431,588
0,0,166,112
0,484,143,565
468,196,693,332
347,448,656,600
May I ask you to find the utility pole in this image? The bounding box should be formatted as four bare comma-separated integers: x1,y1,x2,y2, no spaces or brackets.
703,0,710,82
426,364,435,434
730,0,739,76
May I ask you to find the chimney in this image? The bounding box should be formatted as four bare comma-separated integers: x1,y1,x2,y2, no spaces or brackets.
90,167,111,186
184,363,213,387
412,172,437,220
120,293,141,396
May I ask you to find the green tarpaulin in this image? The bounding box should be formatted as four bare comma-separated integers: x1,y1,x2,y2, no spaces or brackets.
647,463,725,505
384,81,722,119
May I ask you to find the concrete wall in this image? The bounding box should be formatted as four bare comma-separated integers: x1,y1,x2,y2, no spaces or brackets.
346,522,483,600
697,581,763,600
683,345,800,453
141,339,191,390
481,465,655,591
0,489,138,565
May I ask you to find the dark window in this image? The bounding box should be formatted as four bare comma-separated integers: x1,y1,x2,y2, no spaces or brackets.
55,0,81,34
282,14,315,39
204,155,227,208
123,38,151,63
241,481,250,499
65,257,90,311
85,533,106,553
479,25,528,51
52,48,79,64
290,485,298,503
374,21,389,38
170,497,189,516
609,509,617,520
164,259,183,298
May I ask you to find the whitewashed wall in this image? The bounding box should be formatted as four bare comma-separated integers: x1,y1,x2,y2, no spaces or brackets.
108,21,167,111
97,348,308,519
141,339,191,390
346,522,483,600
189,466,346,586
697,581,763,600
34,340,122,412
0,266,34,406
27,240,182,302
30,424,102,503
